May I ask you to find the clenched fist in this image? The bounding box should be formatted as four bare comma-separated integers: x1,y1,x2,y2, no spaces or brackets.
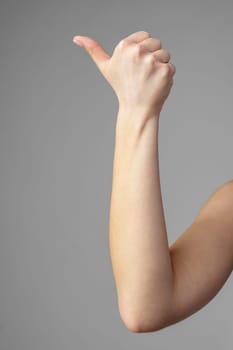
73,31,176,119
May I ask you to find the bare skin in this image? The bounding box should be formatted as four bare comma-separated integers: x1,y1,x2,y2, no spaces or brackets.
73,31,233,333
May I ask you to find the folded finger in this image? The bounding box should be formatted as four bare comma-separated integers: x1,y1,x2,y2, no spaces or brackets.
140,37,162,52
124,30,151,43
153,49,171,63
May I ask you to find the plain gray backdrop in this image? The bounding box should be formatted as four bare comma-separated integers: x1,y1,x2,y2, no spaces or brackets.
1,0,233,349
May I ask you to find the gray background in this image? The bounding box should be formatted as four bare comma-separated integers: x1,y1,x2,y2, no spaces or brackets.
0,0,233,349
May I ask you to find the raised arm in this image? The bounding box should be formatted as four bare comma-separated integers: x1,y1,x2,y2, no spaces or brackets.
73,31,233,333
110,107,233,333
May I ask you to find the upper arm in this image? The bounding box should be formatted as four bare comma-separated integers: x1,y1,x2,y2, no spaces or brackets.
166,180,233,328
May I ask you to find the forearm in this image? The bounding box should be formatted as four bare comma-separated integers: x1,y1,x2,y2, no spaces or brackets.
109,107,174,331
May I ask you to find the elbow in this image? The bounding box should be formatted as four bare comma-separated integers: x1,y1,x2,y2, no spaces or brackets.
119,301,172,333
120,314,142,333
121,311,171,333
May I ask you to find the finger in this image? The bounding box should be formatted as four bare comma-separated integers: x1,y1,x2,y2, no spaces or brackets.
152,49,171,63
124,30,151,43
73,35,110,76
140,38,163,52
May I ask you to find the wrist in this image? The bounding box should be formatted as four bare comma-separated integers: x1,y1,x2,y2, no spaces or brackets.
116,105,160,137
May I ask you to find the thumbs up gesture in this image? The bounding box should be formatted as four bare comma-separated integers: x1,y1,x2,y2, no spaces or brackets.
73,31,176,119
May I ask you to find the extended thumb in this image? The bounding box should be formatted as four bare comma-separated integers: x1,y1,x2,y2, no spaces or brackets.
73,35,110,75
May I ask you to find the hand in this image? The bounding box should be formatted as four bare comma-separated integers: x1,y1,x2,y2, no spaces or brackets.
73,31,176,119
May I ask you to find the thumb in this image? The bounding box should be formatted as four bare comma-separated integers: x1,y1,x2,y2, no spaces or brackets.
73,35,110,76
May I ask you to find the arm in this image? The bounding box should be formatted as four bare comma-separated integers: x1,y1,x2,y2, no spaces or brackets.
109,110,174,333
110,107,233,333
73,31,233,334
73,32,176,333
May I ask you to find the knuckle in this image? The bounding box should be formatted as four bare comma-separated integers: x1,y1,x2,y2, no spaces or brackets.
118,38,130,50
145,54,155,66
160,64,171,77
137,42,146,53
130,43,143,57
